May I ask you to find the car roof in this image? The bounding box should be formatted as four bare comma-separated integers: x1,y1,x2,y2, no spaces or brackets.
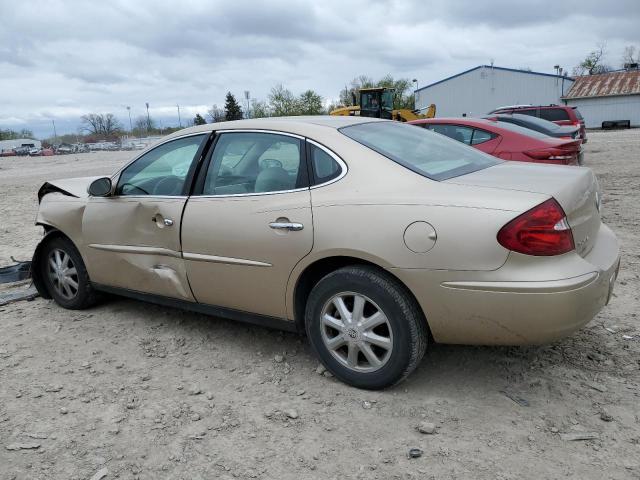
411,117,503,129
161,115,384,142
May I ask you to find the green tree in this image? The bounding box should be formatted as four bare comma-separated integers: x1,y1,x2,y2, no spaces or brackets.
250,99,271,118
0,128,34,140
297,90,324,115
224,92,243,121
193,113,207,125
268,84,300,116
337,75,415,110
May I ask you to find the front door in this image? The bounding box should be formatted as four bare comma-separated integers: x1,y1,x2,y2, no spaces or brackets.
82,133,208,300
182,131,313,318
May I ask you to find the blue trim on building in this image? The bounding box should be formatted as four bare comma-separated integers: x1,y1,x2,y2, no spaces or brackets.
415,65,575,93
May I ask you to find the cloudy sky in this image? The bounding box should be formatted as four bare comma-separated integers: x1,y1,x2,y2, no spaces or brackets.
1,0,638,138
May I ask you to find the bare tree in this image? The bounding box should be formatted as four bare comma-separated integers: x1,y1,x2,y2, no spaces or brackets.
80,113,122,135
622,45,639,67
573,42,613,76
206,104,225,123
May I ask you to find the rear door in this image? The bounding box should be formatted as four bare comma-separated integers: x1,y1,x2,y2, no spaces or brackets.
181,130,313,318
82,133,209,300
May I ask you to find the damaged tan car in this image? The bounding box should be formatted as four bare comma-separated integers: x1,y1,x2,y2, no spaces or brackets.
32,116,620,389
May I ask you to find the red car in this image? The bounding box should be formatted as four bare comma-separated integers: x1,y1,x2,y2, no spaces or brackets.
488,105,587,143
410,118,582,165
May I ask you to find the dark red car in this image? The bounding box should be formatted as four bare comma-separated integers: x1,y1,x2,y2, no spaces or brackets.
488,105,587,143
410,118,582,165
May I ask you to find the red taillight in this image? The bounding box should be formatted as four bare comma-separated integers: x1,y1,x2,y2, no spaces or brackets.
497,198,575,256
523,147,576,164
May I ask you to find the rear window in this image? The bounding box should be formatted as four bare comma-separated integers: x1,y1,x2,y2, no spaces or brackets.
539,108,570,121
494,121,551,139
340,122,500,181
572,108,584,120
514,109,538,117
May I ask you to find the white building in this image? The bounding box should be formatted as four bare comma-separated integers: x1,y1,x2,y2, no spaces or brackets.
415,65,574,117
0,138,41,151
562,69,640,128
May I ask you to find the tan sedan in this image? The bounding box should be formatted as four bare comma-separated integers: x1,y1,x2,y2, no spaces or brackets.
32,116,620,389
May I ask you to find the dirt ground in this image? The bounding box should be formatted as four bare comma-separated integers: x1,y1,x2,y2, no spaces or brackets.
0,130,639,480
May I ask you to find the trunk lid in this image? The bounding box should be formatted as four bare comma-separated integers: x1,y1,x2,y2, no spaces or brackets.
446,163,601,257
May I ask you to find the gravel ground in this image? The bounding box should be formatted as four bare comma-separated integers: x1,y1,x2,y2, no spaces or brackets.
0,130,639,480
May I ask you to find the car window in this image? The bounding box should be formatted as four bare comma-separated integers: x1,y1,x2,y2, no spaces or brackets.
515,109,538,117
116,134,206,196
573,108,584,121
430,124,473,145
340,122,500,181
203,132,305,195
471,129,494,145
495,121,551,139
309,143,342,184
539,108,570,121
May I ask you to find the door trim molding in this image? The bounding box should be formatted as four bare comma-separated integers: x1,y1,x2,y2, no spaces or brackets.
92,283,298,332
88,244,181,258
183,252,272,267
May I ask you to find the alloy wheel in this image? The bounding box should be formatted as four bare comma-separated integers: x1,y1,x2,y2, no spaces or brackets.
320,292,393,372
47,248,79,300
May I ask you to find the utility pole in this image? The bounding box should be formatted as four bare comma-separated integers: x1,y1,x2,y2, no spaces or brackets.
412,79,419,109
145,102,150,133
177,104,182,127
126,106,132,133
244,91,250,119
52,120,57,143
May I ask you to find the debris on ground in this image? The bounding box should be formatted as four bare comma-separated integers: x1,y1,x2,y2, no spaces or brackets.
5,442,40,451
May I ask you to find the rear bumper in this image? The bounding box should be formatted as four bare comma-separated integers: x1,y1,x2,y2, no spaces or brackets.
395,224,620,345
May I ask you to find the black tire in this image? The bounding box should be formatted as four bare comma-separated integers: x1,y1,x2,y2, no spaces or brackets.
40,236,98,310
305,266,427,389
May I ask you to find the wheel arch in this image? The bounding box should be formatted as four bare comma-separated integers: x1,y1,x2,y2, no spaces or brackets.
31,224,79,299
291,255,432,340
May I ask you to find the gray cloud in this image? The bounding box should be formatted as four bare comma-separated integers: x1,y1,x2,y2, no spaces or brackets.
0,0,638,137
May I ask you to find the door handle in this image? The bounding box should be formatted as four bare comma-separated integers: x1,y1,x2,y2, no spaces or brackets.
152,215,174,227
269,222,304,231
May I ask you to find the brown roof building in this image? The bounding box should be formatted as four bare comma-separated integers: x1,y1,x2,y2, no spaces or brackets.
562,70,640,128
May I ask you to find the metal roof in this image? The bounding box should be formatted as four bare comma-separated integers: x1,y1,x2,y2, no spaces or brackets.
563,70,640,99
415,65,574,93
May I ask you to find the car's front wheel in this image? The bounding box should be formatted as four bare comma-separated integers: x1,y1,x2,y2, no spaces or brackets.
40,236,97,309
305,266,427,389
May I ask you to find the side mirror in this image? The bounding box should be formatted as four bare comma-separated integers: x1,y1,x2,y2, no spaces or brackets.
88,177,112,197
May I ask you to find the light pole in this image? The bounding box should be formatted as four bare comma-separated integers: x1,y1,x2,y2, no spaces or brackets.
52,120,57,143
145,102,151,134
244,91,250,119
412,79,419,109
177,104,182,127
126,106,132,134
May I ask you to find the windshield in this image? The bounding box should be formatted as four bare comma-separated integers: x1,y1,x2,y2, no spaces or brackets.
340,122,501,181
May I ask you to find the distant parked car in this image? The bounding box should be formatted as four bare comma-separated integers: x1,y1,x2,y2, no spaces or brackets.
488,105,587,143
29,147,42,156
410,117,582,165
41,148,55,156
0,149,17,157
16,146,32,156
56,144,75,154
487,114,579,140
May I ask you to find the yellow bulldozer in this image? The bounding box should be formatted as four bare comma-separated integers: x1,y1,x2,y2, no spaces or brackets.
330,87,436,122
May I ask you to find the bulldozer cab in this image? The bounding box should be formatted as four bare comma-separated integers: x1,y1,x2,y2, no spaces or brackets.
359,87,394,119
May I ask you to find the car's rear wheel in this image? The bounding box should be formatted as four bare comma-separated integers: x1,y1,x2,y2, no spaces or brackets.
305,266,427,389
41,236,97,309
